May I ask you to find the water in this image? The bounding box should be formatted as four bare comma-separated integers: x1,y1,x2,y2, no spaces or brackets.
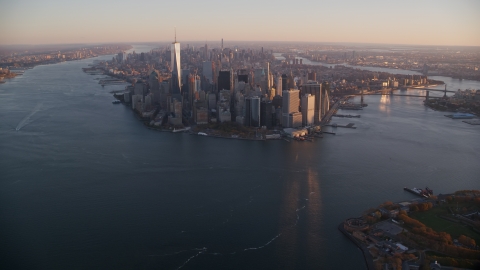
1,49,479,270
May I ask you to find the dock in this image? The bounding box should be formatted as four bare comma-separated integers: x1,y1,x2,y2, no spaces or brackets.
463,119,480,125
333,114,361,118
325,123,356,129
403,187,432,198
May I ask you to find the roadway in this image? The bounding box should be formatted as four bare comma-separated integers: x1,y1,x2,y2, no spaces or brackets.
321,99,342,125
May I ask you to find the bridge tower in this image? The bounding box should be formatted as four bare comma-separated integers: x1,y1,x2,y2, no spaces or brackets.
443,84,447,98
425,90,429,101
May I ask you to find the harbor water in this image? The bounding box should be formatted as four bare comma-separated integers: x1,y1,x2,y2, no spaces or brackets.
1,48,479,270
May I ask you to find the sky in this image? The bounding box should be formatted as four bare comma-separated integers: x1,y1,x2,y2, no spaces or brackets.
1,0,479,46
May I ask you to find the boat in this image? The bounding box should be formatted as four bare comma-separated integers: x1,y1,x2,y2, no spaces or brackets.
404,187,431,198
112,100,121,104
450,113,475,119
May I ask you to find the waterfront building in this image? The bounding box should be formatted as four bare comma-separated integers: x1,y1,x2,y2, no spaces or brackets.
168,98,182,126
282,89,300,127
244,97,251,126
132,94,143,111
244,96,261,127
134,82,146,97
123,92,131,103
321,81,330,119
250,96,261,128
260,100,273,129
301,94,315,126
288,112,303,128
144,94,153,111
302,81,322,124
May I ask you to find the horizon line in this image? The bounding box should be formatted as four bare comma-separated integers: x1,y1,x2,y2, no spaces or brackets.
1,40,480,48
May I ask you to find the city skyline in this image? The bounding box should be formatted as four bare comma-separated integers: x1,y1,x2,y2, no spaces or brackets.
1,0,479,46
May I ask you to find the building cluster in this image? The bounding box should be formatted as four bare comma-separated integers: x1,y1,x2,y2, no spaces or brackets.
105,39,332,131
0,45,131,68
425,88,480,115
300,45,480,81
0,67,18,83
454,89,480,101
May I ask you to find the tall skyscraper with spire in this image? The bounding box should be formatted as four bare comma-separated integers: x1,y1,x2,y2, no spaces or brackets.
171,30,181,95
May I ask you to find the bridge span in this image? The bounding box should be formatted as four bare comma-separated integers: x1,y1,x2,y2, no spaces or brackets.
349,93,441,98
410,87,455,93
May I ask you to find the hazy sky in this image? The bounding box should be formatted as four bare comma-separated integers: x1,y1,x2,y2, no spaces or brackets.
1,0,479,46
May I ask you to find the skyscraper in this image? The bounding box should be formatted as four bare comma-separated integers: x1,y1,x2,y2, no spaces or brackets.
202,61,213,83
171,35,181,95
301,94,315,126
276,75,282,96
217,70,231,91
302,82,322,124
282,89,300,127
205,43,208,59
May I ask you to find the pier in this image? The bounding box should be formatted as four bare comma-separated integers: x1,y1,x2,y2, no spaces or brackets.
325,123,356,129
333,114,361,118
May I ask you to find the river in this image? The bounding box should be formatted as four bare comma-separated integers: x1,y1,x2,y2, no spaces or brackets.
0,47,479,270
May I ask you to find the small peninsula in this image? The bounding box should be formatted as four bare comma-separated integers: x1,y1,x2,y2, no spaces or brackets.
340,189,480,270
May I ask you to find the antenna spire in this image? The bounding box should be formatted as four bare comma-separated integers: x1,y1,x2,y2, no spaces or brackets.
174,27,177,43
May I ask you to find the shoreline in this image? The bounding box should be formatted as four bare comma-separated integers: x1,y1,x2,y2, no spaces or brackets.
340,191,480,269
302,58,480,83
118,101,273,141
338,223,375,270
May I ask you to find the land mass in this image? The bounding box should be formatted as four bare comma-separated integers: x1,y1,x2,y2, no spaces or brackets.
340,189,480,270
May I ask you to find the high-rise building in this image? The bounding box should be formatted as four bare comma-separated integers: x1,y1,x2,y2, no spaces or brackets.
181,69,190,98
301,94,315,126
202,61,213,83
254,68,265,85
321,81,330,119
260,100,273,129
244,96,260,127
302,82,322,124
171,37,181,95
149,70,160,104
281,74,288,91
276,75,282,96
288,72,295,89
188,74,201,113
282,89,300,127
204,43,209,61
250,97,261,127
217,70,231,91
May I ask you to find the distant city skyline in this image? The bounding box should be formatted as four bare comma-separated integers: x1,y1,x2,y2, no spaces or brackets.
1,0,479,46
